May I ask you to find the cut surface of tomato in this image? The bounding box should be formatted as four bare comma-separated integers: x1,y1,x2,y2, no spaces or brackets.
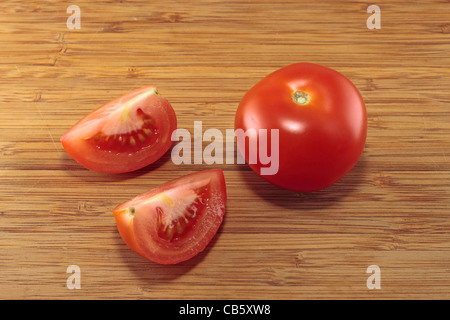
60,86,177,173
113,169,227,265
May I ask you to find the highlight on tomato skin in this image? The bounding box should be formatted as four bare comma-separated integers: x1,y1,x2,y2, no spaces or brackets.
60,86,177,173
113,169,227,265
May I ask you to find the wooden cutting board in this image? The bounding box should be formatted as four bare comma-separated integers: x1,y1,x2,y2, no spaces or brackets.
1,0,449,300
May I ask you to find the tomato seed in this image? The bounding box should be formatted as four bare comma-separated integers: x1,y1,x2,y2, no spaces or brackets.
143,128,152,136
138,133,145,142
175,220,184,234
129,136,136,146
166,226,174,240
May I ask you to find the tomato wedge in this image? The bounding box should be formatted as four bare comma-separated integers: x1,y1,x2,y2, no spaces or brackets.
60,86,177,173
113,169,227,265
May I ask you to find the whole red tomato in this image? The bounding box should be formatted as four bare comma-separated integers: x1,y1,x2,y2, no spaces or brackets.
235,63,367,192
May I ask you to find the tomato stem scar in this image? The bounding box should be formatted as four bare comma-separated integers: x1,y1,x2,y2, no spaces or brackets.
292,90,311,105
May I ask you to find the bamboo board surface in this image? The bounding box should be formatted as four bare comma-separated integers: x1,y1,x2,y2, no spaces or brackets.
1,0,449,300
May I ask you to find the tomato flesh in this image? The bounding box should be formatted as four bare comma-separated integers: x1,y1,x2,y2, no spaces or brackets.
235,63,367,192
155,183,209,242
113,169,226,265
87,108,159,153
61,86,177,173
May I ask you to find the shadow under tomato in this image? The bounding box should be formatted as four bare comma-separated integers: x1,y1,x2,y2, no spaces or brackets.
238,153,370,210
115,207,227,282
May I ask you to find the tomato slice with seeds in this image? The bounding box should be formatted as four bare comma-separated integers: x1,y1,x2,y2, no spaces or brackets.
60,86,177,173
113,169,227,265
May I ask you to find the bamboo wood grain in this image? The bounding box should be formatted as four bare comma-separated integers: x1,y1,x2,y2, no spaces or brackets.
0,0,449,299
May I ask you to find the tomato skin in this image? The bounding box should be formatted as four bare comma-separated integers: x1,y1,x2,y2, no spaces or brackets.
235,63,367,192
113,169,226,265
114,208,144,257
60,86,177,173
